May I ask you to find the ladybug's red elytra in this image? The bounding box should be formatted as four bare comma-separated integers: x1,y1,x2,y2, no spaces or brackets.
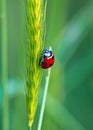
40,49,54,69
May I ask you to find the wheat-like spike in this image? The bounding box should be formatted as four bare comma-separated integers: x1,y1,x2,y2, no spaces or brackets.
25,0,44,128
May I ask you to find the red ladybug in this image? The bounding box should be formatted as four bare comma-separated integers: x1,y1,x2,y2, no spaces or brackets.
40,49,54,69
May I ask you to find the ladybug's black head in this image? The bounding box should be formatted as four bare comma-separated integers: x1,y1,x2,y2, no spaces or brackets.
43,49,52,58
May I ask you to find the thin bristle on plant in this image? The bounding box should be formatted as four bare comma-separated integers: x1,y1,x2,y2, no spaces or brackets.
37,68,51,130
24,0,46,128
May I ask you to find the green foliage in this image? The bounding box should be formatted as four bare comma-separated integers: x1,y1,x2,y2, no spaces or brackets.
0,0,93,130
1,0,9,130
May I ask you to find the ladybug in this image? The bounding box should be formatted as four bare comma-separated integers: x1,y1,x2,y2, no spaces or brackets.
40,49,54,69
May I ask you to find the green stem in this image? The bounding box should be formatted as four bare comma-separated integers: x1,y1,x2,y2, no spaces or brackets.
28,126,32,130
1,0,9,130
37,67,51,130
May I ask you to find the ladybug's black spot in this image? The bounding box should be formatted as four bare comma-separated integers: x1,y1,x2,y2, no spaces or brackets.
49,64,53,67
52,56,54,59
44,63,47,65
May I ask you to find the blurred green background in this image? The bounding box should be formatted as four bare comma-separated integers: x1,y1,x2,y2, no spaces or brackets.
0,0,93,130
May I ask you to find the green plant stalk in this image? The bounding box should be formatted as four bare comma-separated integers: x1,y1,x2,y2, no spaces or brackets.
28,126,32,130
37,68,51,130
25,0,44,128
1,0,9,130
